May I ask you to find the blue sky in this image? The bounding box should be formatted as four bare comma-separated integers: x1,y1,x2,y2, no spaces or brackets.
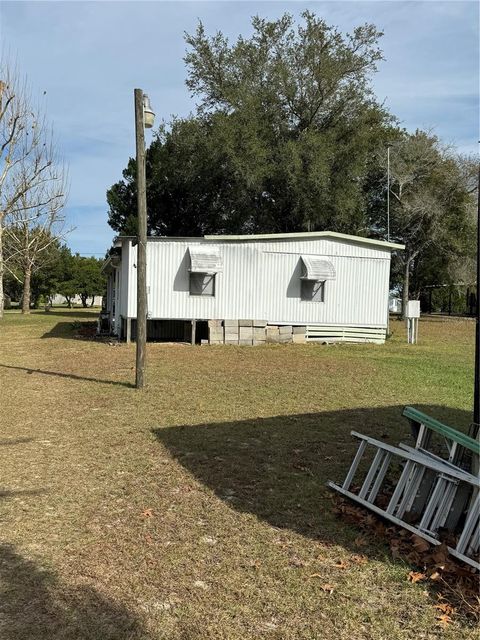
1,1,478,256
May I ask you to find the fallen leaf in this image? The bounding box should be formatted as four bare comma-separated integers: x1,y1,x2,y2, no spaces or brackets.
405,551,421,564
332,494,479,618
354,535,367,548
320,583,335,593
436,613,452,628
411,535,430,553
407,571,426,583
390,545,401,560
430,543,449,565
434,603,455,616
351,554,368,565
365,515,376,528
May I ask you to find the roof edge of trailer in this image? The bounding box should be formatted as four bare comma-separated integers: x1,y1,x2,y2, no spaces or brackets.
204,231,405,250
101,255,113,274
113,232,405,251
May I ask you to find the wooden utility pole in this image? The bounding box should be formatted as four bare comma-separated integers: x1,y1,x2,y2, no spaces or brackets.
134,88,147,389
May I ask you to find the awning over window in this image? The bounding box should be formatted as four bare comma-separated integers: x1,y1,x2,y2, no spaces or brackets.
188,247,223,274
301,256,336,281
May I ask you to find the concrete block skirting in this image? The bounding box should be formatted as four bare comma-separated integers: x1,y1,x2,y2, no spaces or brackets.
266,326,279,334
279,325,293,334
292,334,307,344
293,325,307,334
206,320,306,346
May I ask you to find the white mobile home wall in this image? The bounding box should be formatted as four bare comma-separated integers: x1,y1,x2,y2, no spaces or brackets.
113,236,394,335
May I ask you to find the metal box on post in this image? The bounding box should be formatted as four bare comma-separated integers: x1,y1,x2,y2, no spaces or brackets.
406,300,420,343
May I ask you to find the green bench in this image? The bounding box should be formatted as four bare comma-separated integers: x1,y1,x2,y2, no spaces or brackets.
402,405,480,459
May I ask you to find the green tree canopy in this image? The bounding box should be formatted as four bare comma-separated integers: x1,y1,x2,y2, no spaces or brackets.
367,131,476,309
107,12,395,237
106,11,477,302
71,256,105,307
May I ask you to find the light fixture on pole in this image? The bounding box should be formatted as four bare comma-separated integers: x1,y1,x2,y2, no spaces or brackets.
143,94,155,128
134,88,154,389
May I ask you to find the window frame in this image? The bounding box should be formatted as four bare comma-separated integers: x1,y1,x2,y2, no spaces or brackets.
300,278,325,303
189,271,216,297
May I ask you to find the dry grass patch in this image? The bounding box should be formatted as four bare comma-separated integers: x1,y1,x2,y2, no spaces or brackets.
0,309,476,639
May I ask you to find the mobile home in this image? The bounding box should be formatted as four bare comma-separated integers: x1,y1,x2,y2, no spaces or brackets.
102,231,403,345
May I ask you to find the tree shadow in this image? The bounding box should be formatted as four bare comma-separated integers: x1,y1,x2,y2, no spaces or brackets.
0,364,134,389
41,321,76,339
153,404,472,546
0,488,47,499
40,321,94,339
0,437,34,446
41,321,112,342
0,544,146,640
40,310,99,319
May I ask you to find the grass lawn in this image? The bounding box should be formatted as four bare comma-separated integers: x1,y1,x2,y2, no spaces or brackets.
0,309,476,639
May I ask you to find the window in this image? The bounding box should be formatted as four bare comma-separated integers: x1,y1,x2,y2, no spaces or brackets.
187,247,222,297
299,255,335,303
301,279,325,302
189,272,215,297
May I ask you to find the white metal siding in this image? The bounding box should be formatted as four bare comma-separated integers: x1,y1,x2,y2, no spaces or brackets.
123,237,392,328
119,241,130,318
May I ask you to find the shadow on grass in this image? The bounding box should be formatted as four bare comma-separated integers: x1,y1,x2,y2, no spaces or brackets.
40,321,89,339
0,437,34,446
0,544,145,640
0,488,47,498
0,364,134,389
153,404,472,546
40,310,100,319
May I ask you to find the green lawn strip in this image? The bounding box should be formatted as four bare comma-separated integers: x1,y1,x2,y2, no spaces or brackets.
0,309,476,639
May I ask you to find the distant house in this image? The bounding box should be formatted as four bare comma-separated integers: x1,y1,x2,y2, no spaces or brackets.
102,231,404,345
389,296,403,315
51,294,103,307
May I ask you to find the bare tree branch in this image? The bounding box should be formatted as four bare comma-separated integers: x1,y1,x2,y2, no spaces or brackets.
0,57,69,314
